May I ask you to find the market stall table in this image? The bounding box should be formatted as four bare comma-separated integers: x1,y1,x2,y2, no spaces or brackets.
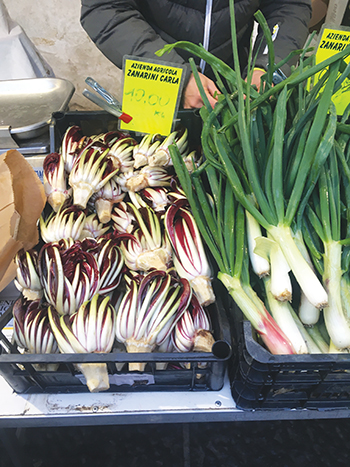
1,373,350,429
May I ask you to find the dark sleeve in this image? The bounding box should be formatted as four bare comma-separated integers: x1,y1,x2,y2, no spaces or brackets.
80,0,190,73
254,0,312,76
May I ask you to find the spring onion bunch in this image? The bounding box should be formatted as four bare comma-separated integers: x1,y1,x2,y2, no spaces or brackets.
302,149,350,350
155,0,350,353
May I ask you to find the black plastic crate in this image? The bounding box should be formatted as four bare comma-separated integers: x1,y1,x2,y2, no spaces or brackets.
0,282,231,394
228,298,350,410
49,109,203,154
0,109,232,395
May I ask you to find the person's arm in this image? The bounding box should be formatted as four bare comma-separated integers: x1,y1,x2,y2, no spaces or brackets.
81,0,219,108
254,0,312,76
81,0,185,69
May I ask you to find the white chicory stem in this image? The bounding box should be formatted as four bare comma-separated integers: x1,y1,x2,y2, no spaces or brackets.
148,129,189,167
39,241,100,316
43,152,72,212
79,213,110,240
108,136,137,172
128,187,170,213
40,205,86,243
164,200,215,306
133,133,161,169
14,249,43,300
94,178,125,224
155,335,174,370
91,236,125,295
115,271,192,371
172,294,214,353
13,298,59,371
116,166,171,192
48,294,116,392
60,125,90,173
183,150,202,173
13,298,58,354
119,204,172,272
69,146,119,208
111,201,136,233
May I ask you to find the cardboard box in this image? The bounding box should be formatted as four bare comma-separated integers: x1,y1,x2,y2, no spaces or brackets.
0,149,46,292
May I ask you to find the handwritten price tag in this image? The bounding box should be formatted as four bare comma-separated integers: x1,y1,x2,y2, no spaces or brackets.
120,56,185,135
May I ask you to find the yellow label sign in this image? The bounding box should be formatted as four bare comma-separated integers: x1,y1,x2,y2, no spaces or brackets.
314,26,350,115
120,57,184,135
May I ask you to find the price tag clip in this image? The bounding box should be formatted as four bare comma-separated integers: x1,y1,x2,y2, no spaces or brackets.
83,77,132,124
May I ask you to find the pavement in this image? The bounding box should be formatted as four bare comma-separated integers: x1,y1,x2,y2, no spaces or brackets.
1,418,350,467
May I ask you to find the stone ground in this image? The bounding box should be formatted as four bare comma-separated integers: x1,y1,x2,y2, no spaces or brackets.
1,419,350,467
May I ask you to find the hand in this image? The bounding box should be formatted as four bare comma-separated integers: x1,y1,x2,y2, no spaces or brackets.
183,72,219,109
249,68,266,92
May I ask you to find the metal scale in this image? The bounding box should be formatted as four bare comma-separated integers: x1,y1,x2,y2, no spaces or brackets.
0,77,74,156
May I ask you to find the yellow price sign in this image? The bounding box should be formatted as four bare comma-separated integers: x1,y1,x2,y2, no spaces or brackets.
313,25,350,115
120,56,185,135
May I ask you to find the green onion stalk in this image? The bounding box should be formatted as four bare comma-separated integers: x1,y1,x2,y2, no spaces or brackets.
157,4,350,313
155,1,350,353
335,115,350,323
304,145,350,350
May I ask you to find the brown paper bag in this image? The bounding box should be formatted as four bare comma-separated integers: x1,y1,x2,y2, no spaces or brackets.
0,150,46,292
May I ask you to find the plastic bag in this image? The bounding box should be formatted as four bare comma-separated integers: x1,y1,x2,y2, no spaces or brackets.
0,0,54,80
